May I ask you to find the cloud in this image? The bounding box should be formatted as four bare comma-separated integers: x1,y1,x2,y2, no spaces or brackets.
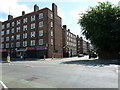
15,0,120,3
0,0,64,22
0,17,6,22
58,7,65,19
0,0,32,21
70,0,120,22
70,7,88,22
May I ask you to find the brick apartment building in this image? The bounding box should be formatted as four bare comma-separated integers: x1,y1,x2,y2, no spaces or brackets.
62,25,77,57
1,3,63,58
76,35,90,55
0,22,2,54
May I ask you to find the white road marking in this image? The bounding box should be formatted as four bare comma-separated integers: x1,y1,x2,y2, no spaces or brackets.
116,70,118,73
0,81,8,89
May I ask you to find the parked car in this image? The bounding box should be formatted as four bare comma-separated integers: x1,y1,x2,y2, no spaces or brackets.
78,54,84,57
89,53,97,59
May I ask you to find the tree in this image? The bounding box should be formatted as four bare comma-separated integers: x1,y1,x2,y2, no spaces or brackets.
78,2,120,59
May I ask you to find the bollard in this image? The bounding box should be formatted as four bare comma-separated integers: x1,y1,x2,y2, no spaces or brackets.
44,55,46,60
6,55,10,63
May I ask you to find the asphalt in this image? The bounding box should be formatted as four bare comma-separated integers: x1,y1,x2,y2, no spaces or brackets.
1,56,119,88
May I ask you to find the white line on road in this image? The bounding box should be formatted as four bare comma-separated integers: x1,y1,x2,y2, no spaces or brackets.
116,70,118,73
0,81,8,89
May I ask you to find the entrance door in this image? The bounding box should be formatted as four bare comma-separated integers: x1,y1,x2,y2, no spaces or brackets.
16,52,22,57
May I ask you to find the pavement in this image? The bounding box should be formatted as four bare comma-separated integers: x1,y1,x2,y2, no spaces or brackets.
1,56,119,88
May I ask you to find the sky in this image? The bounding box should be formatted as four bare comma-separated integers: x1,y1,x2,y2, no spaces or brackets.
0,0,120,40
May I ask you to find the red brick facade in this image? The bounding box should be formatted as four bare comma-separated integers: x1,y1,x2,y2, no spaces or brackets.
1,3,92,59
1,3,63,58
62,25,77,57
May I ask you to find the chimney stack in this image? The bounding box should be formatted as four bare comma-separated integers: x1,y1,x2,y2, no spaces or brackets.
63,25,67,29
8,15,13,20
80,37,83,40
22,11,25,15
68,29,70,32
52,3,57,16
34,4,39,12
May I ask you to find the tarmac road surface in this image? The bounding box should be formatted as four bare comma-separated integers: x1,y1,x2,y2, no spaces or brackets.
1,56,119,88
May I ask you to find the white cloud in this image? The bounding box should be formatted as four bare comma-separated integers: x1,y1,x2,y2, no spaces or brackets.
16,0,120,3
0,0,64,21
0,0,32,21
0,17,6,22
70,0,120,22
70,7,88,22
58,7,65,19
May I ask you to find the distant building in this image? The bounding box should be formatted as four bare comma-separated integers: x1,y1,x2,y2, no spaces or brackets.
1,3,63,58
76,35,90,55
86,42,90,53
0,21,2,55
76,35,81,55
62,25,77,57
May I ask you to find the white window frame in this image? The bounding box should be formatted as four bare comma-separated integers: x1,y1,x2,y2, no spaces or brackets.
39,30,43,36
16,34,20,40
23,41,27,47
12,28,14,33
1,31,4,36
12,22,14,26
39,21,43,27
31,23,35,29
39,13,43,19
16,27,20,32
23,33,27,39
7,23,10,28
51,21,53,27
11,35,14,41
6,43,9,48
31,32,35,37
67,37,69,40
6,29,10,34
23,18,27,23
23,25,27,31
67,32,68,35
51,39,53,45
16,42,20,47
67,42,69,45
51,30,53,36
31,15,35,21
39,39,43,45
1,37,4,42
2,25,5,29
51,13,53,19
6,36,9,41
17,20,20,25
31,40,35,46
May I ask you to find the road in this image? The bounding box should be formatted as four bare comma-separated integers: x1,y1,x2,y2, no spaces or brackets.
1,56,119,88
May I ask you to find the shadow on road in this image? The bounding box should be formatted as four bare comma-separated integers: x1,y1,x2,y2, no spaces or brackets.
61,59,120,67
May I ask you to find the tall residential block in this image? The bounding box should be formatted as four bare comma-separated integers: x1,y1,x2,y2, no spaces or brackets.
62,25,77,57
1,3,63,58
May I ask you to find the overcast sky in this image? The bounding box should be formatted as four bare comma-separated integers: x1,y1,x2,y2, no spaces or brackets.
0,0,119,40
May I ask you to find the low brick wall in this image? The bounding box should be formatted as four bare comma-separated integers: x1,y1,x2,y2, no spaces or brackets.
53,53,63,58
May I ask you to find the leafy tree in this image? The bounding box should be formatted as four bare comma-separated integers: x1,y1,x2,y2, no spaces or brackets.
78,2,120,59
